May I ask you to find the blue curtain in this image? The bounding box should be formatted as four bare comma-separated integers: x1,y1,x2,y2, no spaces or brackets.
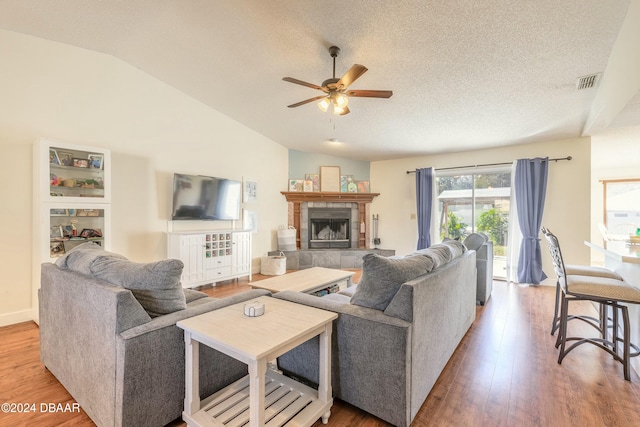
416,167,433,250
515,157,549,284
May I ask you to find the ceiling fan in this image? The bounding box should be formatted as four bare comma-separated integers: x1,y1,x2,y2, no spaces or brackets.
283,46,393,115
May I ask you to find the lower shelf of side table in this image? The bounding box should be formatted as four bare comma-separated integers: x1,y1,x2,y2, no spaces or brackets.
183,370,332,427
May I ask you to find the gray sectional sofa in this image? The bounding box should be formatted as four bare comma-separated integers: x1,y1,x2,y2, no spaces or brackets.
39,243,269,427
275,240,477,427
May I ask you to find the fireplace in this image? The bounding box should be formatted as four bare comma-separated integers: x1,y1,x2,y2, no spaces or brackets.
281,191,380,249
308,208,350,249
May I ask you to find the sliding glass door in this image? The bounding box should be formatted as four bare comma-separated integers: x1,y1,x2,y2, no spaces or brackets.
437,170,511,279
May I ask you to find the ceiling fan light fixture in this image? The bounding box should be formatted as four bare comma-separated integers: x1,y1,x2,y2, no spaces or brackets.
333,104,347,115
334,93,349,108
317,97,330,112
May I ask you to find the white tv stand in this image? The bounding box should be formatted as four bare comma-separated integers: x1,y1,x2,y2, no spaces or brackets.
167,230,251,288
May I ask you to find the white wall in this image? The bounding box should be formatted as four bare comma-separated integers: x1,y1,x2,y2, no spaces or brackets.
371,137,592,284
0,29,288,326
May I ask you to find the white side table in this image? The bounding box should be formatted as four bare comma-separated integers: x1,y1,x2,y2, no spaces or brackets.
177,296,338,427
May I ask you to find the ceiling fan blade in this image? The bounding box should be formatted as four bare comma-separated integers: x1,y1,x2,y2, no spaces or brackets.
337,64,368,89
282,77,327,92
346,89,393,98
287,96,326,108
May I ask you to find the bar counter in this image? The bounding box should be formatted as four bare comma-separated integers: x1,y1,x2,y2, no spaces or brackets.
585,240,640,375
585,240,640,265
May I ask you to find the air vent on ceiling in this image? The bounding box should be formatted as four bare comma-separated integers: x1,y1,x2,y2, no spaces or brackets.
576,73,601,90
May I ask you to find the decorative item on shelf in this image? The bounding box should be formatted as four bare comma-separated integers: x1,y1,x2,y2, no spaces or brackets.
340,175,349,192
303,180,314,192
79,228,102,239
347,177,357,193
88,154,103,169
63,179,75,187
77,209,100,217
320,166,340,192
49,149,60,165
73,158,89,168
70,220,78,237
305,174,320,192
58,151,73,166
289,179,304,192
50,174,61,187
62,225,73,238
357,181,370,193
49,241,65,257
50,208,67,216
50,225,64,240
76,178,102,189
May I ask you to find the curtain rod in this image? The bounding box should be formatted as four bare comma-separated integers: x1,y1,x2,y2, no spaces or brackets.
405,156,572,174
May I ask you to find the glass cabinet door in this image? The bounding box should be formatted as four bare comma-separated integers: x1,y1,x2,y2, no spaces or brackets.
40,139,111,204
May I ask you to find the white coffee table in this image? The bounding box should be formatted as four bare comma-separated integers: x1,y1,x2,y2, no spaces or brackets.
250,267,355,294
177,296,338,427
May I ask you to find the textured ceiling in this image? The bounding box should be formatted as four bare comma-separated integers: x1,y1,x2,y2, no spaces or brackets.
0,1,634,160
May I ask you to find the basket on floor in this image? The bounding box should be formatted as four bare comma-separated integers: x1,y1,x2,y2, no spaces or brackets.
261,252,286,275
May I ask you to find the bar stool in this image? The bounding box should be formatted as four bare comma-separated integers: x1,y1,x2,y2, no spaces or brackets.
542,229,640,380
541,227,623,336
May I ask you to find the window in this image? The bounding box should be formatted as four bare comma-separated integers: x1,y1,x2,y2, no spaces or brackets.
602,178,640,238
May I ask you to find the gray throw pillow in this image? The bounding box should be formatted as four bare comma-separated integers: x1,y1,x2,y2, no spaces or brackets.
351,253,434,310
412,245,451,269
55,242,126,275
441,239,467,258
90,256,187,316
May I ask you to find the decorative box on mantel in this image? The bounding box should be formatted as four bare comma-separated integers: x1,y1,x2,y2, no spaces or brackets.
281,191,380,250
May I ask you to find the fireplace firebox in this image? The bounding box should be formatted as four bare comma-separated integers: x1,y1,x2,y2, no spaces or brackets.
308,208,350,249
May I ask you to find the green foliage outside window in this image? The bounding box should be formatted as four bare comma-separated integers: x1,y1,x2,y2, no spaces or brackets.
443,212,467,240
477,208,508,246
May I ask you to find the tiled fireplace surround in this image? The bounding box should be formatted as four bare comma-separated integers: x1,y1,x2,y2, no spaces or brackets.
274,192,395,270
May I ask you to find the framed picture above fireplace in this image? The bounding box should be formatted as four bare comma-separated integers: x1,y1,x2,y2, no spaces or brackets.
320,166,340,192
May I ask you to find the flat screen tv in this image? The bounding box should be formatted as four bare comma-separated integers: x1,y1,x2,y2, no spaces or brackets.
171,173,241,220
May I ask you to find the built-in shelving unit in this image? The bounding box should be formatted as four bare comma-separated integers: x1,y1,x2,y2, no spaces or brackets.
33,138,112,322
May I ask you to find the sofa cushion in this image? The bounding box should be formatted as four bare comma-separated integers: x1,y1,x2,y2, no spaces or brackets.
463,233,488,251
350,253,434,310
90,256,187,317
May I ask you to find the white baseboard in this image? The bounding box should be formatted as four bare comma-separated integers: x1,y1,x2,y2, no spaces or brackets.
0,309,35,327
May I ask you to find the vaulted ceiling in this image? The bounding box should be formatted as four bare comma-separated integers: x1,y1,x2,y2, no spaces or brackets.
1,1,637,160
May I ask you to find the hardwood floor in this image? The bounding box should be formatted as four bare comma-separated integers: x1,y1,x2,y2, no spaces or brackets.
3,274,640,426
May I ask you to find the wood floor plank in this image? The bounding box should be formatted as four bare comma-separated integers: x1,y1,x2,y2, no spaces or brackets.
4,276,640,426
